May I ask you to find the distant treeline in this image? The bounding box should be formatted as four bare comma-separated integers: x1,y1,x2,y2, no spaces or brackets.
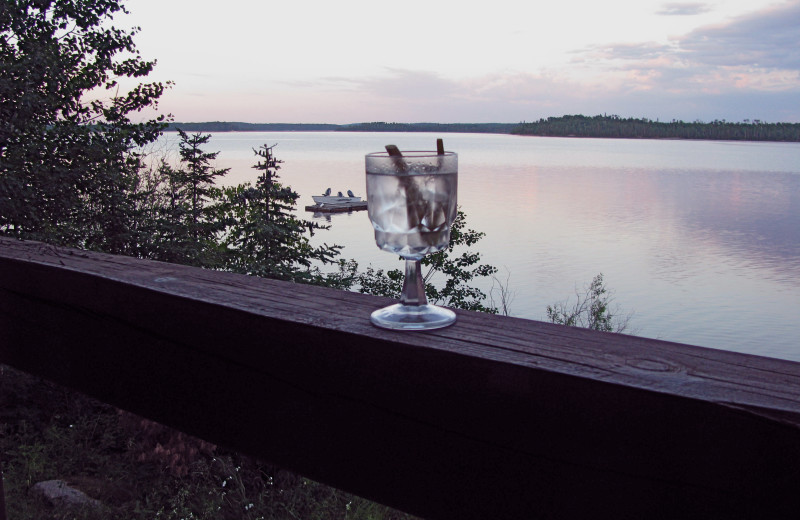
166,122,340,132
167,116,800,142
166,121,517,134
512,115,800,142
338,122,518,133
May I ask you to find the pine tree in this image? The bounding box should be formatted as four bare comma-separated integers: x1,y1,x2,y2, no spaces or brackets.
218,144,341,282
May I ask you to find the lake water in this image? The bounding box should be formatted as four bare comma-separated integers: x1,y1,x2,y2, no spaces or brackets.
158,131,800,362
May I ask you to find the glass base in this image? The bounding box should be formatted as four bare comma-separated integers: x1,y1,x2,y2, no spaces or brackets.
370,303,456,331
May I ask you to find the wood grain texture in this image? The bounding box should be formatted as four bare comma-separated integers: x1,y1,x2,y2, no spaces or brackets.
2,237,800,519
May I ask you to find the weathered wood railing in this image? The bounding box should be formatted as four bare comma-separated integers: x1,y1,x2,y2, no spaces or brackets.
2,237,800,519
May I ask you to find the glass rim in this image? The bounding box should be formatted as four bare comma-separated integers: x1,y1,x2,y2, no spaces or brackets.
366,150,456,158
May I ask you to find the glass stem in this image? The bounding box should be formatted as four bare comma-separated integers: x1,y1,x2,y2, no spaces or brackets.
400,259,427,306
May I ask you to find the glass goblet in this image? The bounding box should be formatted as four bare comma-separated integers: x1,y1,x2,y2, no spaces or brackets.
365,150,458,330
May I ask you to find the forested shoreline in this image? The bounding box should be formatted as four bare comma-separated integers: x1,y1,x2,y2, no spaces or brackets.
167,115,800,142
511,114,800,141
165,121,517,134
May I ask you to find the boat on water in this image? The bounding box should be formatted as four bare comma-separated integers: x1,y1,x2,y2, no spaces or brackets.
312,188,362,206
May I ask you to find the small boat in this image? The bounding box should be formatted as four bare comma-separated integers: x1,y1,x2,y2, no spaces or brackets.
312,188,362,206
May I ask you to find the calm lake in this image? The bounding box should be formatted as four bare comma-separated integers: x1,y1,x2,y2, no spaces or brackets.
158,131,800,362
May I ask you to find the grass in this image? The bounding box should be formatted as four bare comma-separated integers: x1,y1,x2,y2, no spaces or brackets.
0,365,420,520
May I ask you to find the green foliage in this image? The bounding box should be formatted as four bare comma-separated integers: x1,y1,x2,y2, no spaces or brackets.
546,273,633,333
137,159,202,264
421,209,498,312
175,130,230,234
332,259,404,297
120,137,342,281
217,143,342,282
339,210,498,312
0,0,170,249
144,130,230,267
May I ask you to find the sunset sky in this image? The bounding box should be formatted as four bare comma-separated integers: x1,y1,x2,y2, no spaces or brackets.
119,0,800,123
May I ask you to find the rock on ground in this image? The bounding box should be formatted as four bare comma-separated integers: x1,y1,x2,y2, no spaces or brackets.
31,480,102,510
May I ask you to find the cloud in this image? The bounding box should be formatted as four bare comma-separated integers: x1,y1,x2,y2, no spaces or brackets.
677,1,800,69
576,42,676,62
570,0,800,97
344,69,598,108
352,69,461,100
584,1,800,70
273,69,585,123
656,2,711,16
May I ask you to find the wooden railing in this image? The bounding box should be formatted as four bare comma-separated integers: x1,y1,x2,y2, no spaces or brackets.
2,236,800,519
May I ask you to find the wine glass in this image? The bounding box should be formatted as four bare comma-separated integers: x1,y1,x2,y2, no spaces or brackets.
365,147,458,330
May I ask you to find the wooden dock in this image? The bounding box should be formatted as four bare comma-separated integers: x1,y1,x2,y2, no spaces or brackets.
305,201,368,213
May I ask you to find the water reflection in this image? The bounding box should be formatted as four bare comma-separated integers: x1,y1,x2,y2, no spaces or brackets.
312,212,333,223
463,162,800,360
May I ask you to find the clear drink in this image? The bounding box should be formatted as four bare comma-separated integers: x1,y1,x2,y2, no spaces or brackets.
366,170,457,259
365,148,458,331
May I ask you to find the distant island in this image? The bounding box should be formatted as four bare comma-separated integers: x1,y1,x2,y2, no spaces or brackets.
166,115,800,142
